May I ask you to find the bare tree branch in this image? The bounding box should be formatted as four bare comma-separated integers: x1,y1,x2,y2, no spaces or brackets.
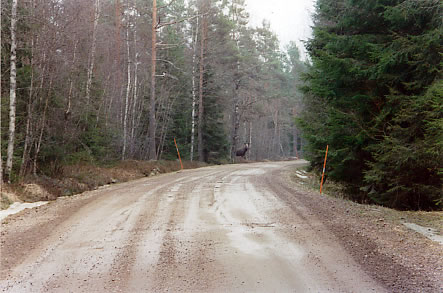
156,13,206,29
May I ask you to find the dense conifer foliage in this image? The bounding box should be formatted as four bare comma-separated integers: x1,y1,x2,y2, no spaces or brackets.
299,0,442,209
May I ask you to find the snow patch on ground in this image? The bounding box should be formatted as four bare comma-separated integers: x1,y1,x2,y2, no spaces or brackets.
403,222,443,245
295,171,308,179
0,201,49,221
296,173,308,179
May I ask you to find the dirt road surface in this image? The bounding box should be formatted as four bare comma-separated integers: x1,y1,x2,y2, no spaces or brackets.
1,161,442,292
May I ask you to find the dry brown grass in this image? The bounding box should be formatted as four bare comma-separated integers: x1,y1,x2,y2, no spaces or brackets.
290,166,443,233
1,160,208,209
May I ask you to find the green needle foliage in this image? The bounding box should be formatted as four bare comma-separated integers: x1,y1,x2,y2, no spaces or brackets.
299,0,442,210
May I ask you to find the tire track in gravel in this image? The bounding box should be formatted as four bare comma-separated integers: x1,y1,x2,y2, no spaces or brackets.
71,167,229,292
0,180,144,278
0,169,225,292
126,168,234,292
1,177,173,292
203,163,342,292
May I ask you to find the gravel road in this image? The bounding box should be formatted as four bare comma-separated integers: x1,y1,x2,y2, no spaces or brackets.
1,161,441,292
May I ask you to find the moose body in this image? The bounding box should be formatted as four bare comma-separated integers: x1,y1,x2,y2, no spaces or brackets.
235,143,249,159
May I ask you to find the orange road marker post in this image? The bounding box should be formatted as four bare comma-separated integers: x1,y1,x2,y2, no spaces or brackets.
319,145,329,195
174,137,184,170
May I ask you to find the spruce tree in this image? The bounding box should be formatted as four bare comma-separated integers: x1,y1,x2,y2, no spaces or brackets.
299,0,442,209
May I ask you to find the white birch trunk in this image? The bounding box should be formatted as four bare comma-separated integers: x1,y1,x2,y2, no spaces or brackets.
86,0,100,105
130,18,139,156
190,17,199,161
198,11,207,162
6,0,18,182
122,11,131,160
130,52,138,155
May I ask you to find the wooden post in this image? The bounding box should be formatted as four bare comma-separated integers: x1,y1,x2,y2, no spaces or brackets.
174,138,184,170
320,145,329,194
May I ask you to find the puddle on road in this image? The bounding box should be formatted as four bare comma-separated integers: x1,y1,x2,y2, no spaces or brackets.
0,201,49,221
403,222,443,245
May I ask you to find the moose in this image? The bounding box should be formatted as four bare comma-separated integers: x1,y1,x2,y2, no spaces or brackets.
235,143,249,159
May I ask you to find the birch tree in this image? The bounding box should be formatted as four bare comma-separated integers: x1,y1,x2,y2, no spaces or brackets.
190,16,199,161
130,33,139,157
6,0,18,182
122,0,132,160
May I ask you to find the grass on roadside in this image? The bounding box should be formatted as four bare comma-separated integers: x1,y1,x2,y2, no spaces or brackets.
290,165,443,235
1,160,207,210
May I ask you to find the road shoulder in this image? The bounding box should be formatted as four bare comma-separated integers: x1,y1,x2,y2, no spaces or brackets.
267,165,443,292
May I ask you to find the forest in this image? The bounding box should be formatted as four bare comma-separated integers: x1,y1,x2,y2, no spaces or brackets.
1,0,304,175
1,0,441,210
300,0,442,210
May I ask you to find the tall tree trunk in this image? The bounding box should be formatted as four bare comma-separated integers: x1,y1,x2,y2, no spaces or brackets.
156,97,175,160
114,0,122,65
198,11,207,162
230,1,241,162
33,76,53,176
130,52,138,156
95,76,109,127
130,19,139,157
65,39,78,123
272,108,279,158
292,107,298,158
19,36,36,178
190,17,199,161
147,0,157,160
231,99,240,161
0,0,3,182
108,0,122,128
86,0,100,105
6,0,18,183
293,126,299,158
21,52,48,176
248,120,252,160
122,10,131,160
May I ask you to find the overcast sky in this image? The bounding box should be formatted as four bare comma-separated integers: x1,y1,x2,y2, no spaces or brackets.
245,0,316,59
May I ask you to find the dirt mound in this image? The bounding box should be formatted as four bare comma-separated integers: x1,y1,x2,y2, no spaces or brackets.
22,183,56,201
1,190,21,210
